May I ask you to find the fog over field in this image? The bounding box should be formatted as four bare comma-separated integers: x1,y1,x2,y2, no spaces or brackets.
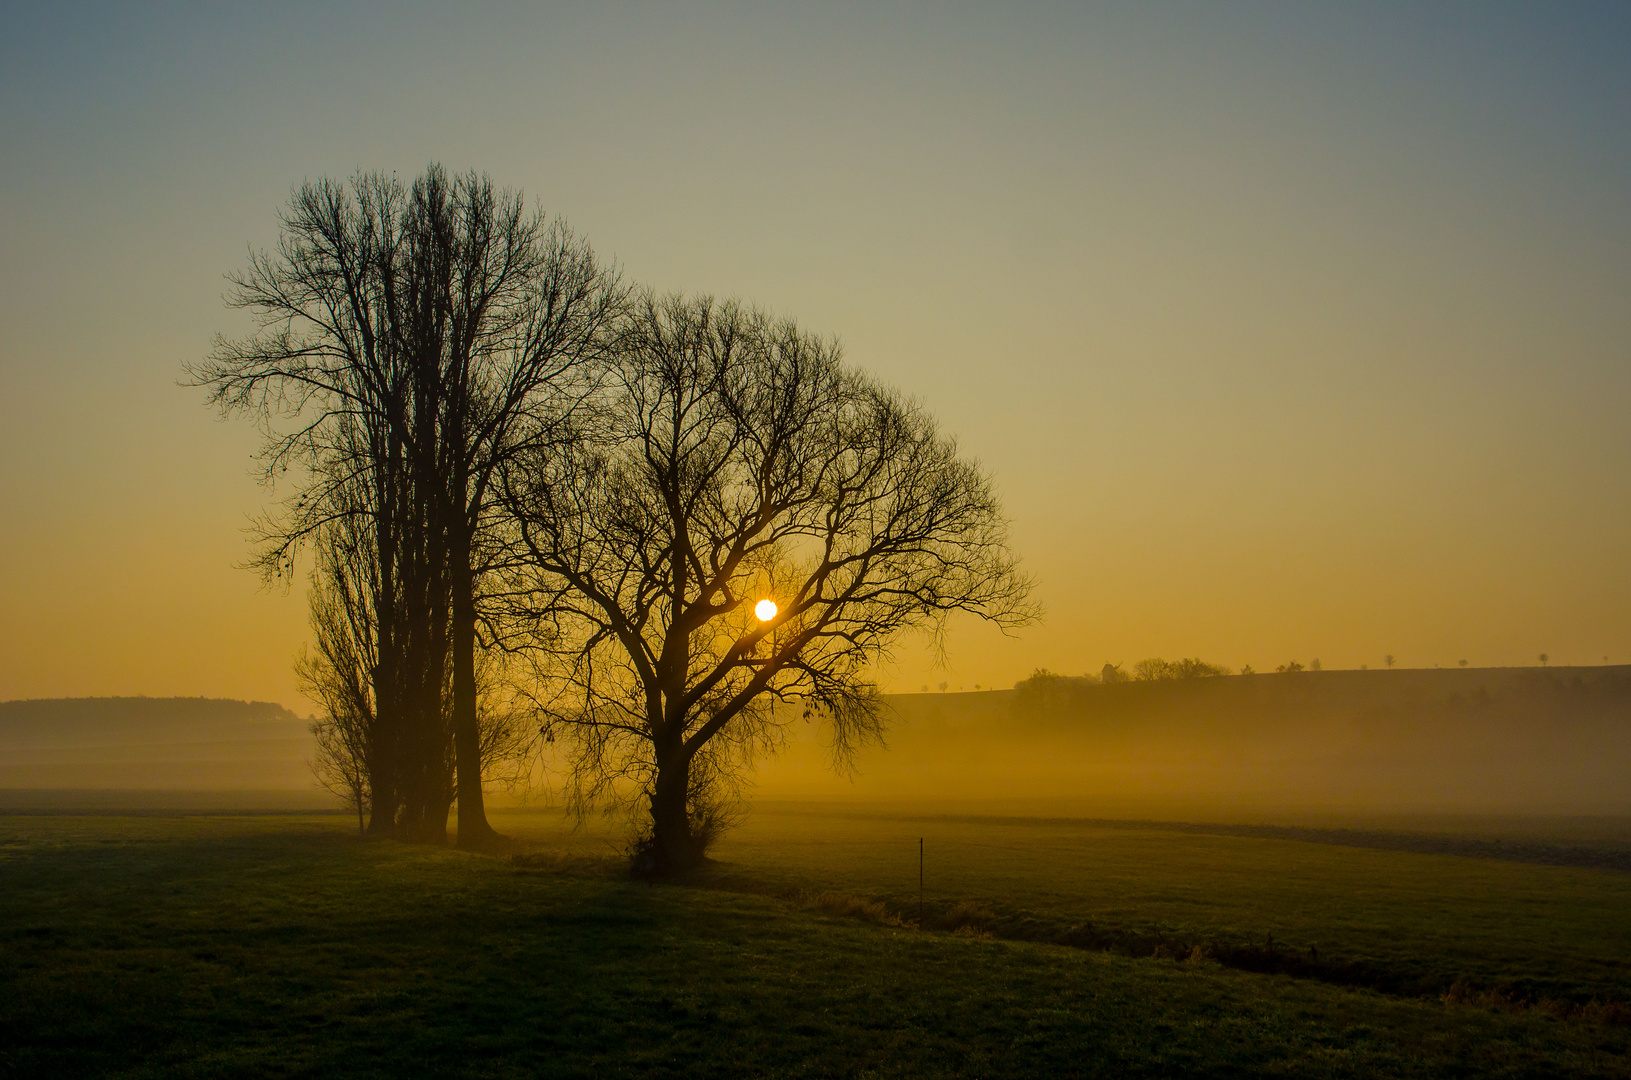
9,667,1629,823
755,667,1631,819
0,697,317,804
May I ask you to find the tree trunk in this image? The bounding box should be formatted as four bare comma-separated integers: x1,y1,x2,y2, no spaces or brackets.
426,793,452,845
450,526,498,849
366,769,396,837
366,649,398,838
647,747,694,875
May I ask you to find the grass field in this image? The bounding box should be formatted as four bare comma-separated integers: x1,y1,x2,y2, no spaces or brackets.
3,809,1631,1078
704,803,1631,1005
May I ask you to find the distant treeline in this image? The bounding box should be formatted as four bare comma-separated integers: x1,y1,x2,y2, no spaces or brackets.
755,666,1631,815
1019,656,1236,687
1009,663,1631,715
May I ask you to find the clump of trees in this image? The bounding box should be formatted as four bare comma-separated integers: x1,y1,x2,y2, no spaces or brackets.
191,167,624,845
192,166,1033,866
1015,657,1233,693
1131,657,1233,681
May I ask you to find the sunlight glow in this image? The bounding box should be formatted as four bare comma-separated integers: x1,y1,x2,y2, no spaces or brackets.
755,599,778,622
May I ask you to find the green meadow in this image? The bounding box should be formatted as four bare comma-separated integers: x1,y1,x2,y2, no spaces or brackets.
4,808,1631,1078
715,805,1631,1004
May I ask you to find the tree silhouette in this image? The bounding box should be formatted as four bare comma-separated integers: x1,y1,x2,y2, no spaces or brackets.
503,295,1034,873
1131,657,1231,680
190,167,621,845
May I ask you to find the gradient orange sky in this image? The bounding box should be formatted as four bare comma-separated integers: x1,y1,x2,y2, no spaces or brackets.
2,3,1629,710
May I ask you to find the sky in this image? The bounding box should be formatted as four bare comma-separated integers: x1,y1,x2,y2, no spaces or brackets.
2,2,1629,710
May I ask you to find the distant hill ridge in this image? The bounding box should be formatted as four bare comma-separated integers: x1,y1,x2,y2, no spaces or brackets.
995,663,1631,719
0,698,316,793
0,697,304,750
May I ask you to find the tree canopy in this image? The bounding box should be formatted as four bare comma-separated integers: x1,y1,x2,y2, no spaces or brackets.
505,294,1034,872
193,168,1031,866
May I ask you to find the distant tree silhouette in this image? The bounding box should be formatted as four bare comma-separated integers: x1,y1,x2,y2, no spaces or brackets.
1385,654,1395,668
1132,657,1232,680
1540,653,1550,666
502,294,1033,873
1132,658,1167,681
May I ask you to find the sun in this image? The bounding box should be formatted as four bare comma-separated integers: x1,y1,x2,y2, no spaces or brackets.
754,598,778,622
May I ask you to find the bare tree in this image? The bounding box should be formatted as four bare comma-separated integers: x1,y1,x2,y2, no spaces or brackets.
503,294,1034,873
189,166,622,847
293,455,456,841
1130,657,1231,680
310,713,369,834
300,501,535,838
191,171,443,837
297,515,382,837
404,169,626,847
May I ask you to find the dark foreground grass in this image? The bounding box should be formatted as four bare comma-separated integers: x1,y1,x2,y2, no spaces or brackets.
3,814,1630,1078
684,804,1631,1009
